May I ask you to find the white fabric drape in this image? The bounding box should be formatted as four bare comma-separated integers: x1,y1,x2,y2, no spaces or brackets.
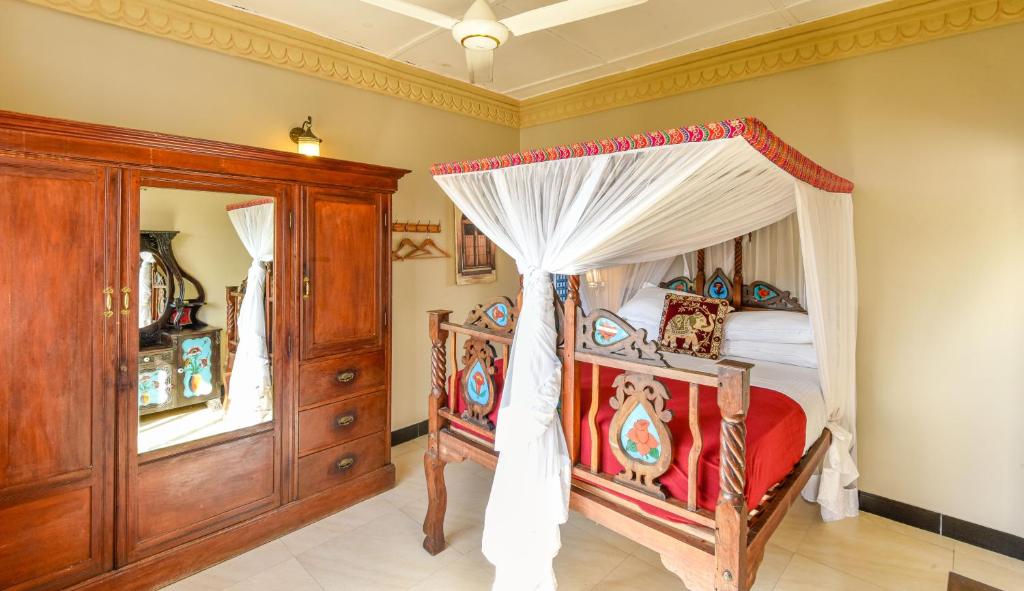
226,201,274,422
435,137,807,590
747,214,806,304
139,251,156,328
794,187,860,520
579,257,674,313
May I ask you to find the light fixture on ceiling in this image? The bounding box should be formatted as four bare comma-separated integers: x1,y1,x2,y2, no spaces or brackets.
357,0,648,84
289,116,322,156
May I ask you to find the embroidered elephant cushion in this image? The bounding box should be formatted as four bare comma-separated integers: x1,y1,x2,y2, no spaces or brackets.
657,293,731,359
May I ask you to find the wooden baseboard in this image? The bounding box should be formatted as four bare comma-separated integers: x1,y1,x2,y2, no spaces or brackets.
859,491,1023,561
68,464,396,591
391,420,428,446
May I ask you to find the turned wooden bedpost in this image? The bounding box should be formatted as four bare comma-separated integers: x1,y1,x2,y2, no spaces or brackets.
562,275,581,463
423,310,451,555
517,274,524,311
715,360,753,591
731,236,743,309
696,248,707,295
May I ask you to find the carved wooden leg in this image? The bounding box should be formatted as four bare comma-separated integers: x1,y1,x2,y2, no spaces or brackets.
422,440,448,555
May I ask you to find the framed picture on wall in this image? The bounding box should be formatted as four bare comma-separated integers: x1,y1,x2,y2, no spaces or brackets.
454,208,497,285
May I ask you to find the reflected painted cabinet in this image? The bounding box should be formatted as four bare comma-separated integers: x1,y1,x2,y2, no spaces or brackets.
0,110,407,591
138,328,223,416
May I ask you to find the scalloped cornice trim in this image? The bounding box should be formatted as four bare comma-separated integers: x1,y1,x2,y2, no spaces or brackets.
519,0,1024,127
22,0,521,128
20,0,1024,130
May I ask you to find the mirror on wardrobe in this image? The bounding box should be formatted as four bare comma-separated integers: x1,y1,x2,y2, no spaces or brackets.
137,187,275,453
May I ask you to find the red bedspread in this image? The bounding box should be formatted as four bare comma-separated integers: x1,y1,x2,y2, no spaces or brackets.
453,361,807,522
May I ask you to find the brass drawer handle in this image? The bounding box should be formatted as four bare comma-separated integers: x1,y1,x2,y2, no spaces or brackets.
336,370,357,384
336,456,356,471
336,414,356,427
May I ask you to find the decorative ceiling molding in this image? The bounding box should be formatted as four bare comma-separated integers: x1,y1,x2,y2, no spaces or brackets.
20,0,1024,130
22,0,521,128
519,0,1024,127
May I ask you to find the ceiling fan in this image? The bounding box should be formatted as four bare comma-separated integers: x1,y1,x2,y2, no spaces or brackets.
357,0,648,83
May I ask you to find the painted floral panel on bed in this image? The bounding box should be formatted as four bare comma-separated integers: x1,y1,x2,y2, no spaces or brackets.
593,316,629,346
705,268,732,301
181,336,214,398
138,368,172,407
751,283,780,303
465,360,491,405
662,276,694,293
620,404,663,464
485,302,512,328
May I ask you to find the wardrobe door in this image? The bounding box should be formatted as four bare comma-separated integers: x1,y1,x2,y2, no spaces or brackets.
301,188,385,359
0,158,116,590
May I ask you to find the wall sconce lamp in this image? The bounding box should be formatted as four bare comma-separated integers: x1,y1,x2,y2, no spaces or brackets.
289,116,322,156
585,269,606,289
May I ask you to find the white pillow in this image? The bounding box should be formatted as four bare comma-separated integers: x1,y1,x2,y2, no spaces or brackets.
721,340,818,368
723,310,812,344
615,283,674,338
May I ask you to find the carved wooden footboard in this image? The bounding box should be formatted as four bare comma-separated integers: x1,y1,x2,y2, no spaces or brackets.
422,281,830,591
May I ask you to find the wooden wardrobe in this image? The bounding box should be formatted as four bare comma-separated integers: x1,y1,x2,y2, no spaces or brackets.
0,110,407,591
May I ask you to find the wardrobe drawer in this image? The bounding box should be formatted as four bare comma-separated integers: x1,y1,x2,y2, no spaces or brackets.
298,432,387,498
298,391,387,456
299,350,385,407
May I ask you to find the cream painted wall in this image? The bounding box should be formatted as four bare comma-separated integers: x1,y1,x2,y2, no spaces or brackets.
521,24,1024,537
0,0,521,430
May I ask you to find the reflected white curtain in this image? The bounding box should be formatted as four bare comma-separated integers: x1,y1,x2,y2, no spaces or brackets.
434,137,806,590
138,251,156,328
226,200,274,422
579,257,674,313
795,187,860,520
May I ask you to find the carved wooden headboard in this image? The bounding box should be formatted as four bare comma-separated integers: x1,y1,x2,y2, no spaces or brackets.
659,237,805,312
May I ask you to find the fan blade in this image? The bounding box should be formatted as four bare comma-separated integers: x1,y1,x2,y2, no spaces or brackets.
465,48,494,84
357,0,458,29
500,0,647,36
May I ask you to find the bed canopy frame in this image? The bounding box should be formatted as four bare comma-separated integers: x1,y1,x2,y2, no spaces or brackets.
424,118,857,591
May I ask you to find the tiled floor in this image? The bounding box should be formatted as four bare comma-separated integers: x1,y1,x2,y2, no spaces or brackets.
165,436,1024,591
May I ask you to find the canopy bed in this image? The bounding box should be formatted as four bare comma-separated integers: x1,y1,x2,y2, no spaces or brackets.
423,117,858,591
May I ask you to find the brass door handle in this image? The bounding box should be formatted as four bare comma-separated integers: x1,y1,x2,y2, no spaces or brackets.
303,276,311,299
103,287,114,318
121,287,131,315
336,456,355,471
336,414,356,427
336,370,357,384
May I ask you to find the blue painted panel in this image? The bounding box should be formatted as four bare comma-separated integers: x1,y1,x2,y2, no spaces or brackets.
181,336,214,398
619,403,662,464
593,317,629,346
465,360,490,405
486,302,510,327
139,368,171,407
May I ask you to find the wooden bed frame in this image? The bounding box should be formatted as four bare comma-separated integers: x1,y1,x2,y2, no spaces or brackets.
421,238,830,591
